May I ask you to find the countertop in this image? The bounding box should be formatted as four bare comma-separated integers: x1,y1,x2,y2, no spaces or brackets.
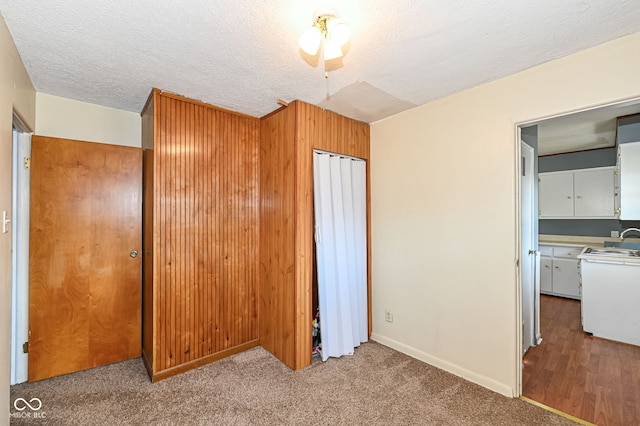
541,235,640,263
539,234,611,248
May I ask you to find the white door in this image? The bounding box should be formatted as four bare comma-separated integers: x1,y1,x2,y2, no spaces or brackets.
10,125,31,385
520,141,536,354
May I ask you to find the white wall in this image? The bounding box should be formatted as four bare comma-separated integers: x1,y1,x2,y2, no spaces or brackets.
36,92,141,147
0,12,35,421
370,32,640,396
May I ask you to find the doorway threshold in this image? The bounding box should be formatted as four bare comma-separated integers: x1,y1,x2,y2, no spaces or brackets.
520,396,595,426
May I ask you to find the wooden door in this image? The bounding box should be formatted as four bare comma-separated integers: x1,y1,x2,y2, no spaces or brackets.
29,136,142,382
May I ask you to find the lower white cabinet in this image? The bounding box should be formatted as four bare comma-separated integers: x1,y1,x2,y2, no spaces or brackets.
539,244,582,299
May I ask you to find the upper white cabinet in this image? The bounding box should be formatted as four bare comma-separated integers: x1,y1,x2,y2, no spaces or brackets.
539,172,574,217
619,141,640,220
539,167,618,219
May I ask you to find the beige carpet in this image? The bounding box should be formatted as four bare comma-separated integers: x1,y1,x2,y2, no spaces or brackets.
10,342,577,425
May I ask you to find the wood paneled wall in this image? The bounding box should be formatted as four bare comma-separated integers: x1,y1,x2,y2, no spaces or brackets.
142,89,260,380
259,101,371,370
141,95,155,370
259,105,297,367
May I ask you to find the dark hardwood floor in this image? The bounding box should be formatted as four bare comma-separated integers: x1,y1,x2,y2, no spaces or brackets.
523,295,640,426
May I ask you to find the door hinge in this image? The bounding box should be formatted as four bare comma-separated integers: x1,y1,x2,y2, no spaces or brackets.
22,342,28,354
24,157,30,169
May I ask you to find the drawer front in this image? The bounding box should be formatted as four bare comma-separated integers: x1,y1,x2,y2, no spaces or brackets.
539,245,553,256
553,246,582,258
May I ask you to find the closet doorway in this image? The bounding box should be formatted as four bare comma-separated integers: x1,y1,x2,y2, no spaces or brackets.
312,150,368,361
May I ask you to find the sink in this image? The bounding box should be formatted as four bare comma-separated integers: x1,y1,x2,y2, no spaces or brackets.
583,247,640,257
604,240,640,250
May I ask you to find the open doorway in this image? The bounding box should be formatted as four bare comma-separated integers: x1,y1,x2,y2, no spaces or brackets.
10,114,31,385
518,100,640,424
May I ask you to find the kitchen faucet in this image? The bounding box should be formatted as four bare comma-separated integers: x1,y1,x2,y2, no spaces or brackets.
620,228,640,239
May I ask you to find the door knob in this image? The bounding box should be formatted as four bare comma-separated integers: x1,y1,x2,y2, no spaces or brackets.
130,250,138,258
528,249,537,255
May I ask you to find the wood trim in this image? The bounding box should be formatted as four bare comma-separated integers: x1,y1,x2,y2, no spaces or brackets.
141,88,160,121
156,89,259,121
149,340,259,382
141,90,156,373
260,104,288,120
366,156,372,338
141,347,153,378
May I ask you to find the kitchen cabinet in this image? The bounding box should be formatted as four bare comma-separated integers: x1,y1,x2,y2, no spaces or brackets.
618,141,640,220
539,244,582,299
538,167,618,219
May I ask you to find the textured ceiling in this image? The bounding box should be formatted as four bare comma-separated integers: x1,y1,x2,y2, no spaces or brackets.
1,1,640,123
537,103,640,156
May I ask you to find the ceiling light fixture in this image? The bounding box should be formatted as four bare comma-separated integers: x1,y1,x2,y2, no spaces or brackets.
299,14,350,75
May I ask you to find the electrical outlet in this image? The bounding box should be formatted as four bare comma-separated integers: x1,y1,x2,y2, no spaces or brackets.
611,230,620,238
385,310,393,323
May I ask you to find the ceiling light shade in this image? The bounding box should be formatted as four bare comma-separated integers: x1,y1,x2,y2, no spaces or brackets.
298,14,350,72
323,38,344,60
326,18,350,46
299,26,322,56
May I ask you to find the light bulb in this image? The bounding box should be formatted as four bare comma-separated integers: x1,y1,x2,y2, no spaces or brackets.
299,26,322,55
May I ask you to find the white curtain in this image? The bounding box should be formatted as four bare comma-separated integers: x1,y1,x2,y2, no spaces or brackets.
313,151,368,361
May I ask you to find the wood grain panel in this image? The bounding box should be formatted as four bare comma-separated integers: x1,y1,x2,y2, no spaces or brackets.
259,105,297,367
294,101,371,369
29,136,142,382
259,101,370,370
141,91,156,372
142,89,259,379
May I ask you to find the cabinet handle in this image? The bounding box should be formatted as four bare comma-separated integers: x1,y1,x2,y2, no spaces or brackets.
576,195,582,199
567,196,572,199
544,265,550,269
554,266,559,269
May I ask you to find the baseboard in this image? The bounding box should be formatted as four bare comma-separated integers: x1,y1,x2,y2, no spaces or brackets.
370,333,515,397
141,348,153,378
149,339,260,382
